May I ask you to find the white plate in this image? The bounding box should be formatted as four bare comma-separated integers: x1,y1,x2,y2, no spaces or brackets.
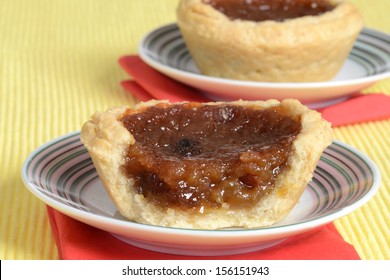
21,132,381,256
139,23,390,106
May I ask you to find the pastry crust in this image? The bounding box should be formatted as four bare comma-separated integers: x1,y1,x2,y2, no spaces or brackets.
177,0,364,82
81,99,333,229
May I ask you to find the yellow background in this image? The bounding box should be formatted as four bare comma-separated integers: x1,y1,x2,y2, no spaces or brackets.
0,0,389,259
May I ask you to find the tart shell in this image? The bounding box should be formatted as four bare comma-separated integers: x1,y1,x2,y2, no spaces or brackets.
81,99,333,229
177,0,364,82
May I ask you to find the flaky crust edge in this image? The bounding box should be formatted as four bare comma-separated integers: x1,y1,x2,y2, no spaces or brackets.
80,99,333,229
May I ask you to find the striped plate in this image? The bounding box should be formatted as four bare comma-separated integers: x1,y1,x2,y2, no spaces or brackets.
21,131,381,256
139,23,390,107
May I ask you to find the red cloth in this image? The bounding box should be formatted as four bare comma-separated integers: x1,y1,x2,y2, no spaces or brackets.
47,55,390,260
47,207,360,260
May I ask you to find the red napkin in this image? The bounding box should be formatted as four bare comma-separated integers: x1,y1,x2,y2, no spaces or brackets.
119,55,390,127
46,54,390,260
47,206,360,260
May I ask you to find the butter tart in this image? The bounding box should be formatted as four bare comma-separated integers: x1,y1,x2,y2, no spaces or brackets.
177,0,364,82
81,99,332,229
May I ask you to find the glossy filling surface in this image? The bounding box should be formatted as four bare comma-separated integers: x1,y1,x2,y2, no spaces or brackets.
203,0,335,22
121,103,301,212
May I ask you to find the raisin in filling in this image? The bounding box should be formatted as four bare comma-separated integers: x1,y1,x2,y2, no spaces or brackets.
120,103,301,212
203,0,335,22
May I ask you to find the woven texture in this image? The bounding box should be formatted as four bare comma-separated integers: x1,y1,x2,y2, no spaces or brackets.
0,0,389,259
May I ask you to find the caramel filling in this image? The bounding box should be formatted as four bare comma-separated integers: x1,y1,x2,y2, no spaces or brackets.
203,0,335,22
120,103,301,212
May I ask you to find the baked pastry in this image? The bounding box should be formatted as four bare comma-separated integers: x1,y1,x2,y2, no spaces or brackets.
177,0,364,82
81,99,333,229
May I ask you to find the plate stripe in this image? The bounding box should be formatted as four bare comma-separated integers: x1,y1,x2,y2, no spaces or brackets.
22,132,380,230
142,24,390,78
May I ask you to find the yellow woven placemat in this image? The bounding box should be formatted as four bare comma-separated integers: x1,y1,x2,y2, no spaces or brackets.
0,0,388,259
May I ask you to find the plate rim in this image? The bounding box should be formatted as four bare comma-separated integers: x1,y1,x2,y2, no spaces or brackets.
138,23,390,90
21,131,382,238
